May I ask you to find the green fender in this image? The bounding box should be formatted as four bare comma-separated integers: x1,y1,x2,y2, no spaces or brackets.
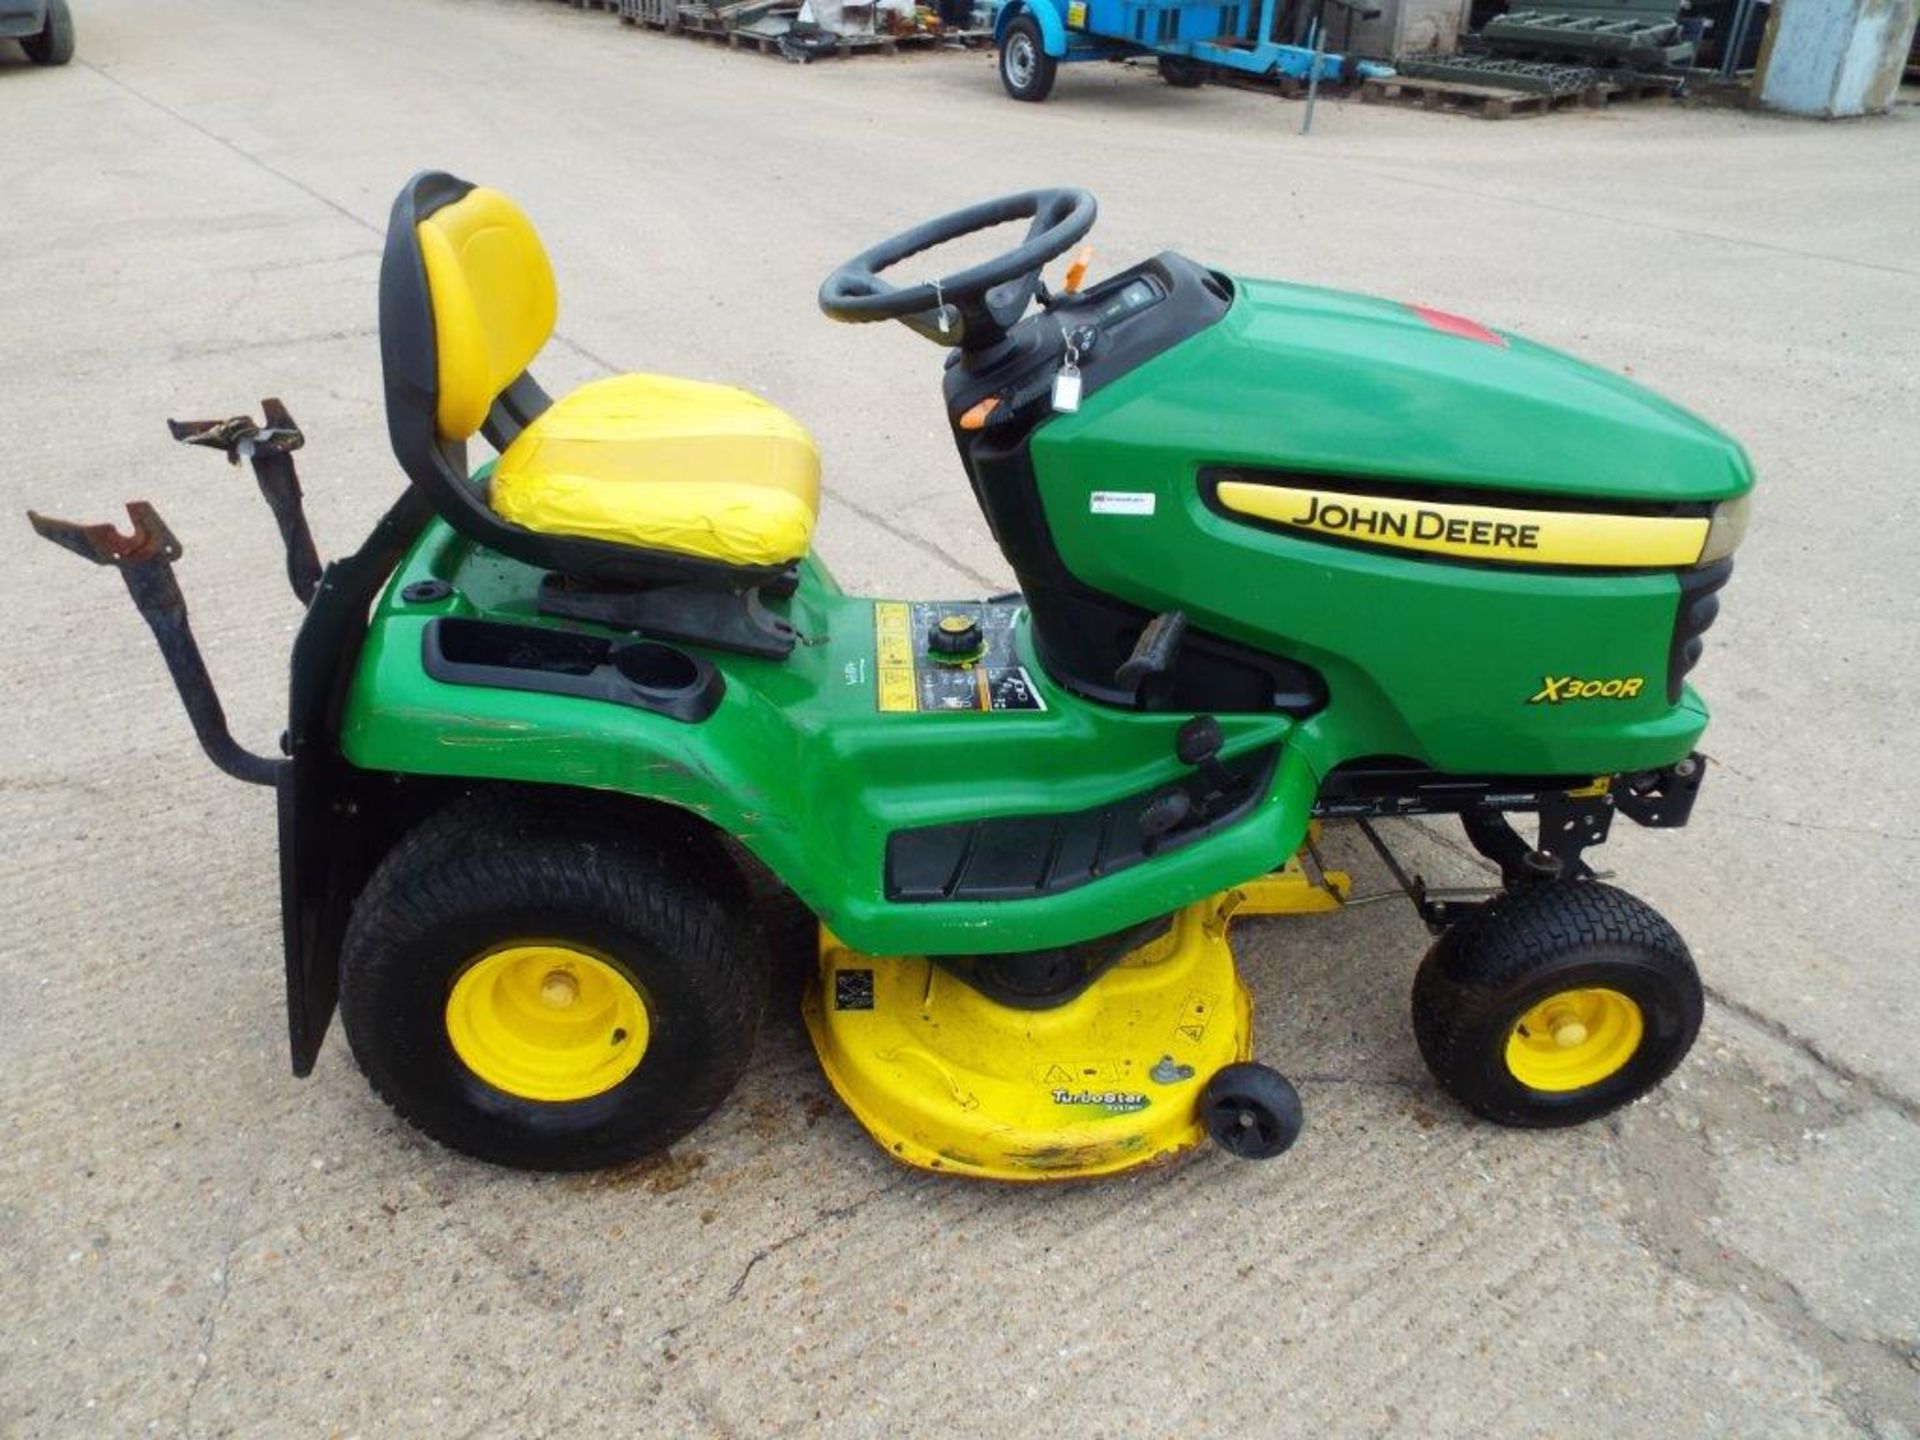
342,531,1316,959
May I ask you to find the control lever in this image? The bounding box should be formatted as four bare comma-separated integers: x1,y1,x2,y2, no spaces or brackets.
1177,716,1239,795
1141,713,1242,849
1115,609,1187,708
1178,714,1246,815
1138,787,1194,846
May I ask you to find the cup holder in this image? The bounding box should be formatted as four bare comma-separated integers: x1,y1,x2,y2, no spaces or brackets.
422,619,724,723
615,641,701,694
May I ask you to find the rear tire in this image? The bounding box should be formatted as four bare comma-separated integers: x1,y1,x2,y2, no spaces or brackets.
1411,881,1702,1128
339,791,767,1171
999,16,1057,102
1158,55,1206,87
23,0,74,64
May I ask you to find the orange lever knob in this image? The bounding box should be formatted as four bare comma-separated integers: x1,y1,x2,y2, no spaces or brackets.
958,395,1001,431
1063,245,1093,295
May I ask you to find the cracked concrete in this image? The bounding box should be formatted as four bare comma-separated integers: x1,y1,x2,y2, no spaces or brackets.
1611,1021,1920,1434
2,1,1917,1436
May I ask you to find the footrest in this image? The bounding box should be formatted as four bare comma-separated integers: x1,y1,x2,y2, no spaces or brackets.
885,745,1278,901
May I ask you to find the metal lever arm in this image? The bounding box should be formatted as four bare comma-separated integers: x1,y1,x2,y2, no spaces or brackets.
27,502,281,786
169,397,322,605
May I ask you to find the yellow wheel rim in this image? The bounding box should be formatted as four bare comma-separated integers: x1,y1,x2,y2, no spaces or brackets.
1504,987,1644,1093
445,945,649,1102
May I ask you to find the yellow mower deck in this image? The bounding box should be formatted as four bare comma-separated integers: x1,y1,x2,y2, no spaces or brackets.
803,847,1349,1181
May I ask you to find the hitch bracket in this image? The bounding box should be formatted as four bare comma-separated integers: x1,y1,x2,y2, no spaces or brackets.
27,502,281,787
169,397,322,605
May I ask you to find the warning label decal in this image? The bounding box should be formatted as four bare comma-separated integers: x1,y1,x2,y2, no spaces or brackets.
873,600,1046,715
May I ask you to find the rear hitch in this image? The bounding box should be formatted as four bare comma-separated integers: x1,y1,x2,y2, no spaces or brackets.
169,398,322,605
27,502,282,787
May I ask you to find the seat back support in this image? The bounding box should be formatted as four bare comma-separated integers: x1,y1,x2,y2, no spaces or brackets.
378,170,796,595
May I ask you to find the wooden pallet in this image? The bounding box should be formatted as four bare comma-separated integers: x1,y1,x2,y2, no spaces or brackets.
1361,73,1673,118
734,28,981,54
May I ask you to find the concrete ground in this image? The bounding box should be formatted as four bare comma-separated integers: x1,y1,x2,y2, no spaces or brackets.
2,1,1917,1435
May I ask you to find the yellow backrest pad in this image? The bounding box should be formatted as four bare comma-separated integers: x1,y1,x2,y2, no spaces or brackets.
417,187,558,441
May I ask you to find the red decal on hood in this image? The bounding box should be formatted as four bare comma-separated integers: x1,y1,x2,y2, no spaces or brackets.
1409,304,1508,348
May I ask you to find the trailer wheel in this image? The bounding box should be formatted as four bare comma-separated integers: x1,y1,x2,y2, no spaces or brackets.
23,0,75,65
1158,55,1206,87
999,16,1057,102
339,791,767,1171
1411,881,1702,1128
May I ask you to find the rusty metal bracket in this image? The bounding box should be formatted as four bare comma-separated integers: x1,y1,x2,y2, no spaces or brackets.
168,397,323,606
27,502,281,787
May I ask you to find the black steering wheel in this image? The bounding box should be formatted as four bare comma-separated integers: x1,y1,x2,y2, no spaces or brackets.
818,188,1097,351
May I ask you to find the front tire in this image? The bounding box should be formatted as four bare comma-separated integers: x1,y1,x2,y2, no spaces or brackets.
999,16,1057,102
24,0,74,65
1411,881,1702,1128
339,792,767,1171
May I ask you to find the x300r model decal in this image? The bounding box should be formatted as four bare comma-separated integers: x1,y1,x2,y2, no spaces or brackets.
1530,676,1647,704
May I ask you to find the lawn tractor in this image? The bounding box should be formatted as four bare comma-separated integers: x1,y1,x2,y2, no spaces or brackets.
29,177,1752,1180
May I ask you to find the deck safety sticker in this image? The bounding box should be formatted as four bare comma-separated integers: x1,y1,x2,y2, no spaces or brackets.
873,601,1046,714
1174,990,1217,1044
833,970,875,1011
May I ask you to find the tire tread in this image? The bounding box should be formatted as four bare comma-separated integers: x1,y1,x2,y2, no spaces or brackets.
339,788,765,1170
1411,881,1700,1128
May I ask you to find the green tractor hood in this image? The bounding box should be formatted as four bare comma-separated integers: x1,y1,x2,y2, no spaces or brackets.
1177,276,1754,505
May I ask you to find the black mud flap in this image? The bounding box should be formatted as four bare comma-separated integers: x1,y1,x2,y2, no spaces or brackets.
280,486,434,1075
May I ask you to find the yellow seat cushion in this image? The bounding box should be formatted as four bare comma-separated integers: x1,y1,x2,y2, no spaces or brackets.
490,373,821,569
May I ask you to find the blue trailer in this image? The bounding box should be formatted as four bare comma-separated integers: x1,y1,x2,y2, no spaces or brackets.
994,0,1391,101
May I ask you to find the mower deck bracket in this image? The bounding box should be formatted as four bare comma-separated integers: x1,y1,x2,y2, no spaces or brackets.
1223,847,1351,921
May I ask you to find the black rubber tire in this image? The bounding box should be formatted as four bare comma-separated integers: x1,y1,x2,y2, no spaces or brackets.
998,16,1057,102
1411,881,1702,1128
339,790,767,1171
1158,55,1206,87
753,882,822,1010
23,0,74,64
1201,1062,1304,1160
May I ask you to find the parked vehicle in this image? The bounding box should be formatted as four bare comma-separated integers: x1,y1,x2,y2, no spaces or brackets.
995,0,1389,101
1,0,74,66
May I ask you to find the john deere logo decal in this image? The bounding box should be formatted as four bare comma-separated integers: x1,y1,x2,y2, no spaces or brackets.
1291,492,1543,554
1530,675,1646,704
1213,481,1710,569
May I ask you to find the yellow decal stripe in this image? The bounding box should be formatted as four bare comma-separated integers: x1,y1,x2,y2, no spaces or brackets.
1214,481,1709,569
875,602,917,713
